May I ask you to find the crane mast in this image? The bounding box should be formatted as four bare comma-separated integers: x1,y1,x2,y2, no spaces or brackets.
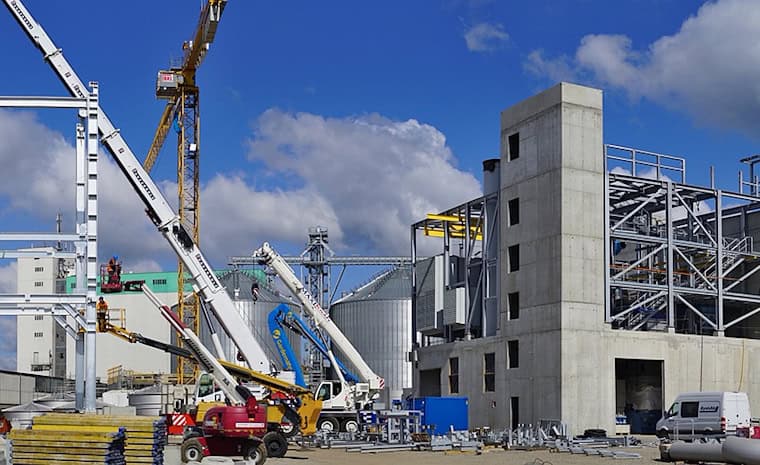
146,0,227,384
254,242,384,391
3,0,270,373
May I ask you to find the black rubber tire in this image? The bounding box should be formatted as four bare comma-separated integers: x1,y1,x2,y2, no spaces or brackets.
180,438,203,463
318,416,339,433
264,431,288,458
244,441,267,465
656,429,670,440
341,418,360,433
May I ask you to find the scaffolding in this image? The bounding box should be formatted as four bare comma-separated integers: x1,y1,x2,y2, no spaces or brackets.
605,144,760,337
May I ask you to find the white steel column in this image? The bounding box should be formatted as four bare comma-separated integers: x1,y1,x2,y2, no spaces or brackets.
74,118,86,410
84,83,99,412
666,181,675,332
716,191,725,336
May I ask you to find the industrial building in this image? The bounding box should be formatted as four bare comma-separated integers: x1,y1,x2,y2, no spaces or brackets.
412,82,760,436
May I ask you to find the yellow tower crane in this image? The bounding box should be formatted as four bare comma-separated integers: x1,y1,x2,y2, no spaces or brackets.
144,0,228,384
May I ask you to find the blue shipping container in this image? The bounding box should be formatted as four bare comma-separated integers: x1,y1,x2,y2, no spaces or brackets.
408,397,468,434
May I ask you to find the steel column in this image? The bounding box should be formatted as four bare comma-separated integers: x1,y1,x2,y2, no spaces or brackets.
84,83,99,412
716,191,724,335
666,182,675,331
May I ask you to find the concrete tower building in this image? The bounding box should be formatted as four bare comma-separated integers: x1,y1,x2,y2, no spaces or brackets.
413,82,760,435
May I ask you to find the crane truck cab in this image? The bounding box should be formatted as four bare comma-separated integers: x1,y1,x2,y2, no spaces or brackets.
656,391,751,438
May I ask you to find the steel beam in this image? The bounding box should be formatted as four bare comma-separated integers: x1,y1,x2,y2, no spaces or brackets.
0,95,87,108
0,233,79,241
0,293,86,305
0,250,77,259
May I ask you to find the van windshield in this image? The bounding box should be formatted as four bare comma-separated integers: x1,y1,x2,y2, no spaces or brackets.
667,402,679,417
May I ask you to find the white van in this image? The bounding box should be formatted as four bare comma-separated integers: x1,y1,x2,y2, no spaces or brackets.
656,392,751,437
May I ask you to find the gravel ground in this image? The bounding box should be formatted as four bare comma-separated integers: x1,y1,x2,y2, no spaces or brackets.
165,440,664,465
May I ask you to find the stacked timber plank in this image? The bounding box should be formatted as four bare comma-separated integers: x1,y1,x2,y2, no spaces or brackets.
8,428,126,465
19,413,167,465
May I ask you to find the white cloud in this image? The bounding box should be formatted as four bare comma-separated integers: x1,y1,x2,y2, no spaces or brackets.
524,0,760,134
0,110,170,269
246,109,482,254
464,22,509,52
0,108,479,268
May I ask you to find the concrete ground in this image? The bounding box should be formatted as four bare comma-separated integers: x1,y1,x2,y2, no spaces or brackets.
164,441,663,465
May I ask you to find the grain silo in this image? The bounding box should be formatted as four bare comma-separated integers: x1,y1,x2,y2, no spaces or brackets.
201,270,299,372
330,267,412,403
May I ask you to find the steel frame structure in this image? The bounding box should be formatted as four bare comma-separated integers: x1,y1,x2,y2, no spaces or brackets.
0,87,100,411
606,144,760,336
411,192,499,344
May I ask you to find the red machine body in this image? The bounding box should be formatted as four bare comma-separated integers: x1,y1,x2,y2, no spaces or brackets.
181,398,268,462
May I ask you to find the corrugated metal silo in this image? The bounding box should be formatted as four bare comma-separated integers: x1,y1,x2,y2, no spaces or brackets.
330,267,412,401
201,270,298,370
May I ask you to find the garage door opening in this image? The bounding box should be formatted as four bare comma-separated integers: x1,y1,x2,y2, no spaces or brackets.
615,359,663,434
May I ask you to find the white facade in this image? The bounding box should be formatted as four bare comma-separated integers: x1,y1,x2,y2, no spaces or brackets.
63,288,175,382
15,248,62,376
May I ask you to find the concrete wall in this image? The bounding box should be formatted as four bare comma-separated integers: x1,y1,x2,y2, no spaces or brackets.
0,372,34,408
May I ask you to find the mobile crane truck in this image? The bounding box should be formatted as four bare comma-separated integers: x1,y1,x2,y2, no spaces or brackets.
255,242,385,433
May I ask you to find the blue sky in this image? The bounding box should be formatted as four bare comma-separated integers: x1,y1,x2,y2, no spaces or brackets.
0,1,758,367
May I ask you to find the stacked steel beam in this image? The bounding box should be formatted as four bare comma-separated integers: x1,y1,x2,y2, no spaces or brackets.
8,428,126,465
26,414,167,465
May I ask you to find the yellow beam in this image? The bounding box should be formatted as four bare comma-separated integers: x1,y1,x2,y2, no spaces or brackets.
143,101,177,172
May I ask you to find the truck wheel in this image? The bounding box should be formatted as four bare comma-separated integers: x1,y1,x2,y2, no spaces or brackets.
656,429,669,440
318,416,339,433
341,418,359,433
264,431,288,458
244,441,267,465
180,438,203,463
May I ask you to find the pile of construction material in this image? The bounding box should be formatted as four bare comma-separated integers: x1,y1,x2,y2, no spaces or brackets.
9,428,126,464
11,413,167,465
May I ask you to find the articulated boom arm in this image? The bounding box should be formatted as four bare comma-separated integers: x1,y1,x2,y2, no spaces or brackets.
3,0,270,372
254,243,384,391
268,304,360,388
141,286,247,406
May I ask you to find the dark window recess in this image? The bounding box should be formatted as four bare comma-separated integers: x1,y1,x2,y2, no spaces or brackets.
484,352,495,392
449,357,459,394
508,133,520,161
508,198,520,226
508,245,520,272
152,279,167,286
508,340,519,368
681,401,699,418
508,292,519,320
511,397,520,429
